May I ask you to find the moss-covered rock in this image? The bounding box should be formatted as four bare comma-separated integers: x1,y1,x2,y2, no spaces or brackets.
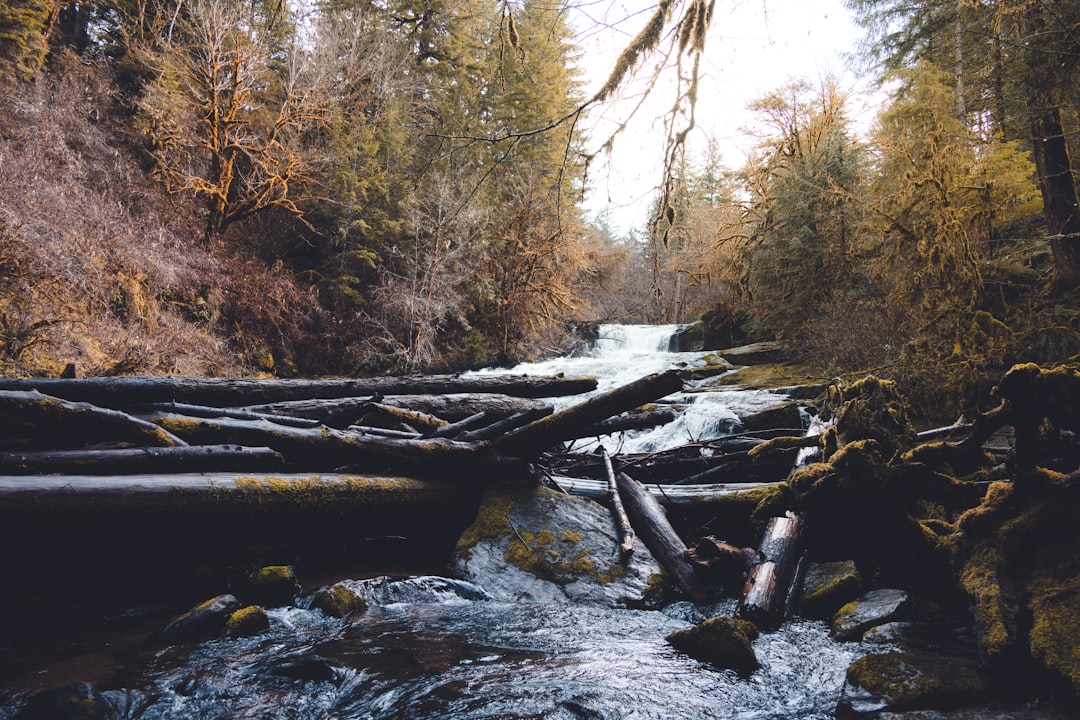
666,616,760,677
797,560,864,620
739,401,804,432
11,681,109,720
311,582,367,618
246,565,301,607
836,651,991,718
226,605,270,637
450,480,664,606
162,594,241,642
831,589,909,641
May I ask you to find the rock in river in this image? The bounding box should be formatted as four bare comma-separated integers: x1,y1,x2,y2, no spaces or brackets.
831,588,909,641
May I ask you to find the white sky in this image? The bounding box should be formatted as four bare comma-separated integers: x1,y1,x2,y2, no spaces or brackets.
569,0,878,234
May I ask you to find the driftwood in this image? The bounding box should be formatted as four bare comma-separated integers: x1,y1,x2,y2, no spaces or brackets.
600,449,634,556
546,475,781,506
424,411,490,439
0,444,284,475
576,408,676,439
147,401,323,428
242,393,548,426
0,390,187,449
0,374,597,407
616,471,711,602
496,371,684,456
735,511,806,630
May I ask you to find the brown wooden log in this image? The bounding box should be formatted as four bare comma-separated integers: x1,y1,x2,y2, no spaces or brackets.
495,371,684,456
615,471,710,602
600,449,634,556
352,402,446,432
241,393,547,426
0,390,187,449
735,511,806,630
424,411,489,439
146,413,495,474
148,401,323,428
0,374,597,407
0,444,284,475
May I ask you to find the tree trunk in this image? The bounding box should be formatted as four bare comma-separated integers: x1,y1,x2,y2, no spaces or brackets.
735,512,806,630
0,445,284,475
495,371,684,455
615,471,711,602
0,374,597,407
1030,104,1080,290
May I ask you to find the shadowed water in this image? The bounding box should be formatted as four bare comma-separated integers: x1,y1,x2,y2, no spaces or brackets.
37,579,856,719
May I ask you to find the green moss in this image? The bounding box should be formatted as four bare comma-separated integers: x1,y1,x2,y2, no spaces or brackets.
845,651,990,708
226,605,269,637
250,565,295,585
667,616,760,677
312,582,366,618
697,362,822,391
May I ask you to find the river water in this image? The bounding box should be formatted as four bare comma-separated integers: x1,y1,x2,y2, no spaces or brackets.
0,325,861,720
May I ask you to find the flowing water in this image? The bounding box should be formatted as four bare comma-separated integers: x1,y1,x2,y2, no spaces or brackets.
0,325,860,720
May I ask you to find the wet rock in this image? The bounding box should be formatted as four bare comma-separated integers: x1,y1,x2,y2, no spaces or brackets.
245,565,300,607
797,560,864,620
836,650,992,718
863,622,977,655
739,401,804,433
162,594,241,642
669,322,705,352
666,616,760,678
450,480,665,606
311,582,367,618
13,681,109,720
359,575,493,605
226,605,270,637
718,341,788,365
831,589,909,641
265,653,338,683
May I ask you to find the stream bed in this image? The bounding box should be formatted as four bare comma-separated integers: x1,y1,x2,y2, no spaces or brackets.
1,324,867,719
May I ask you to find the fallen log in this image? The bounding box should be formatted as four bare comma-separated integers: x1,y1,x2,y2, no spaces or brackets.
575,408,676,439
616,471,711,602
735,511,806,630
145,413,496,474
241,393,547,425
425,411,489,439
147,401,323,428
672,448,800,486
0,390,187,449
0,374,598,407
495,371,684,456
600,449,634,556
0,444,284,475
457,407,554,443
547,475,781,506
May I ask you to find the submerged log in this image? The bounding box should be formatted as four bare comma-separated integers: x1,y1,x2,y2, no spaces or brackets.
496,371,684,455
735,511,806,630
0,390,187,449
616,471,710,602
0,444,284,475
0,374,597,407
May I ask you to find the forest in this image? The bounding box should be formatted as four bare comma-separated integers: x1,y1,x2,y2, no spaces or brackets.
1,0,1080,422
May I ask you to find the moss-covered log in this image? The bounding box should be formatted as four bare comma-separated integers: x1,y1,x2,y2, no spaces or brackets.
0,444,284,475
241,393,550,426
0,389,186,449
0,374,598,407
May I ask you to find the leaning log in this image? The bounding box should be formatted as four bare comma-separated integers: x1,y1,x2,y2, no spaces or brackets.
0,390,186,449
616,471,710,602
495,371,684,455
0,374,598,407
600,449,634,556
457,407,554,443
0,444,284,475
735,511,806,630
146,413,496,474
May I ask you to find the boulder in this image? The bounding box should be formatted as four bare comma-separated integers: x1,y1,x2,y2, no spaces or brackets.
836,651,991,718
162,594,241,642
450,480,666,606
831,589,909,641
738,401,804,433
13,681,109,720
797,560,864,619
863,622,977,656
718,342,788,365
226,605,270,637
245,565,301,607
666,616,760,677
669,322,705,352
311,582,367,618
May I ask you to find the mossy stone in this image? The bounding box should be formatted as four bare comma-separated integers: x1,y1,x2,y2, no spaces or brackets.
226,605,270,637
666,616,760,677
162,594,241,642
246,565,300,607
798,560,863,619
312,582,366,618
837,651,990,716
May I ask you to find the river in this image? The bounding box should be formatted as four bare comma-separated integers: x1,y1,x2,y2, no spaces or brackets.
0,324,862,720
